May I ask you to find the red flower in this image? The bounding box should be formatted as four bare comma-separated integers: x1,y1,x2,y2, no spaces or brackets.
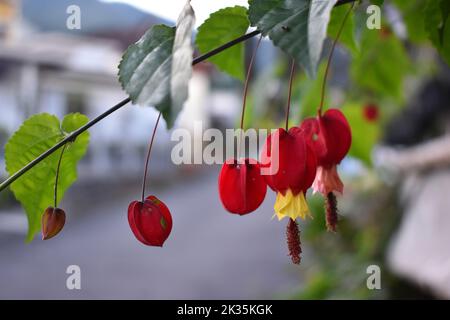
300,109,351,232
218,158,267,215
300,109,351,195
128,195,172,247
363,103,379,122
261,128,317,220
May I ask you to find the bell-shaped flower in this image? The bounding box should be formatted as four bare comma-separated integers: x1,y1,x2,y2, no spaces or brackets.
218,158,267,215
128,195,172,247
300,109,351,196
261,128,317,221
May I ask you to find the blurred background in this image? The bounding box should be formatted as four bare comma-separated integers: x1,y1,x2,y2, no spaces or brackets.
1,0,450,299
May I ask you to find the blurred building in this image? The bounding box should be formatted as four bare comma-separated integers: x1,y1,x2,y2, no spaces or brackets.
0,0,16,39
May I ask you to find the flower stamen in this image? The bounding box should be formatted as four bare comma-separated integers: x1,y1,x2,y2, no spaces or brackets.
325,192,338,232
287,219,301,265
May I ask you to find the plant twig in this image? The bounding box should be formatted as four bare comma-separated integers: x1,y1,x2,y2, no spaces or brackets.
0,33,256,193
194,30,261,66
54,144,68,207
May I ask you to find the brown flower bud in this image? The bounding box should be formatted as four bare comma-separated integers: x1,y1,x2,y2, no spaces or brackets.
41,207,66,240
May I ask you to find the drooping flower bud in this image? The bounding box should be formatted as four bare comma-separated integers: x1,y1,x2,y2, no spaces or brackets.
41,207,66,240
261,128,317,221
218,158,267,215
128,195,172,247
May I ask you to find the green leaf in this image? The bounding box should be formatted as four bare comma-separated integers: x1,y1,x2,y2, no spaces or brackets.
248,0,338,77
350,27,411,101
118,1,196,128
196,6,250,81
424,0,450,65
392,0,428,43
4,113,90,242
342,103,380,166
370,0,384,6
327,5,358,54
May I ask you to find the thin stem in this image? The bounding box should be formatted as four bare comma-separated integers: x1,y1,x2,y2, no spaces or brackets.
141,112,162,203
0,0,356,194
194,30,261,66
240,35,263,131
285,59,296,131
237,35,262,161
54,143,68,207
318,2,355,115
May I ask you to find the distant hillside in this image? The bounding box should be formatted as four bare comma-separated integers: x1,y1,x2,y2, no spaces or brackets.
22,0,172,33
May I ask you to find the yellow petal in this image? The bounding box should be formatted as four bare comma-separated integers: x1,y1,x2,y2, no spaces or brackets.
274,189,310,221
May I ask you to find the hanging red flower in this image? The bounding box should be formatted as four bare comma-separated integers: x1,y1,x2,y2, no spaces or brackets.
218,158,267,215
300,109,351,195
261,127,317,221
363,103,379,122
300,108,352,231
128,195,173,247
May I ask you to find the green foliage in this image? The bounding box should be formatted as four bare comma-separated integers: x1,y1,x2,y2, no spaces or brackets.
119,25,175,126
350,27,411,101
328,5,358,54
370,0,384,6
5,113,90,242
342,103,380,166
424,0,450,65
393,0,428,43
248,0,338,77
196,6,250,81
296,272,337,300
119,1,195,128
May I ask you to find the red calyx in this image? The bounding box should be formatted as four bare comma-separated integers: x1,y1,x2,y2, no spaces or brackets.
128,195,172,247
218,158,267,215
300,109,352,168
261,127,317,195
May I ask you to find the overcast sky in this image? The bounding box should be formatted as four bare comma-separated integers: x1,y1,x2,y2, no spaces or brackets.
101,0,249,27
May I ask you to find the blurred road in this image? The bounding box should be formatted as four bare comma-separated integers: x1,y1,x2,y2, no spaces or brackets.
0,167,301,299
